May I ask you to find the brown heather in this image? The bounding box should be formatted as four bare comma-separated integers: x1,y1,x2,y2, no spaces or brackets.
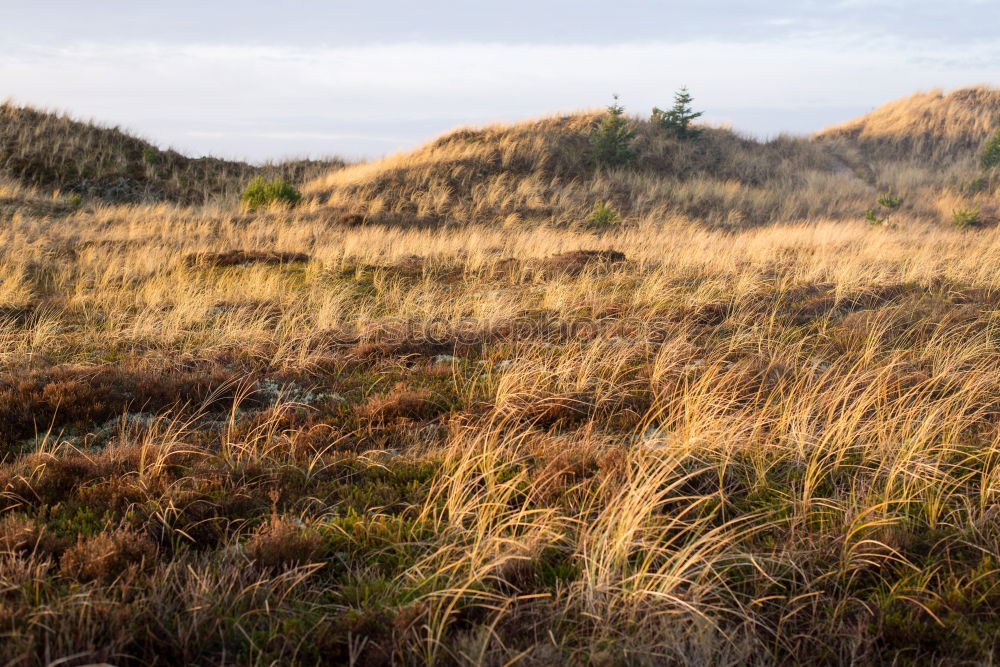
244,514,326,570
59,528,157,583
1,87,1000,665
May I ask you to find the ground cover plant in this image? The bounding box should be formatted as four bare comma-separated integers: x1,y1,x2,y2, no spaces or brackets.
1,86,1000,665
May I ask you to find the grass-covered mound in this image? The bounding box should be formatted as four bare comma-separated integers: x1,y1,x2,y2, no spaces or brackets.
0,102,344,204
306,87,1000,228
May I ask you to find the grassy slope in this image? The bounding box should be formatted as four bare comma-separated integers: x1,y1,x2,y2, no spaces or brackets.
0,102,345,204
307,86,1000,228
817,86,1000,161
305,112,855,227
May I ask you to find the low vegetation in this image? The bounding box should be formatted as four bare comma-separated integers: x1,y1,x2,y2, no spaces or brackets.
241,177,303,211
982,128,1000,170
0,102,344,204
2,85,1000,665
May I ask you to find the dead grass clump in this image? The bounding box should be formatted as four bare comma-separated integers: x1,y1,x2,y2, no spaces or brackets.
500,392,593,428
394,254,427,275
59,528,156,582
336,212,366,226
75,474,155,515
358,386,444,424
183,250,310,268
536,250,626,277
0,514,63,556
245,515,324,570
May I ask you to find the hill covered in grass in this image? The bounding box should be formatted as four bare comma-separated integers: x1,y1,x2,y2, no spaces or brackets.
816,86,1000,162
305,112,852,227
305,86,1000,228
0,102,345,205
5,88,998,224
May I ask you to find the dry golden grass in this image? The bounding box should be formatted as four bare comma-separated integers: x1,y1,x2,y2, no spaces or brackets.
2,194,1000,663
305,112,859,228
3,87,1000,664
818,86,1000,159
303,87,1000,229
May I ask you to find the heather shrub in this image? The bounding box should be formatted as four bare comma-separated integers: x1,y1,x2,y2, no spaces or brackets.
0,515,62,556
245,515,324,569
359,386,443,423
537,249,627,276
59,529,156,582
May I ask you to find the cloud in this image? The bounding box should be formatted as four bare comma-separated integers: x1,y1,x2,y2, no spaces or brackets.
3,35,998,159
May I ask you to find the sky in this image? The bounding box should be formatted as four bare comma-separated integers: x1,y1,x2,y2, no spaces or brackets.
2,1,999,162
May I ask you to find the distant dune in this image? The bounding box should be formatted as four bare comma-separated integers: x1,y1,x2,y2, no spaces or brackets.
816,86,1000,160
305,86,999,227
0,102,344,205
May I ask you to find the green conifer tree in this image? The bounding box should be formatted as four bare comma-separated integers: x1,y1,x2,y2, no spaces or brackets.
981,128,1000,170
652,87,704,139
590,95,636,169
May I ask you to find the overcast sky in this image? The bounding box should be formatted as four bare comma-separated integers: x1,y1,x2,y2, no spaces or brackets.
3,1,998,162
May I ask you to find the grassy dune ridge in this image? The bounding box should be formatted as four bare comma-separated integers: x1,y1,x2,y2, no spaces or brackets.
2,87,1000,664
305,87,1000,228
0,102,344,204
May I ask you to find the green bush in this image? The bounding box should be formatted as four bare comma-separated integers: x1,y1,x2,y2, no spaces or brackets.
866,188,902,228
141,147,161,165
865,208,886,226
241,177,302,211
981,129,1000,170
877,189,901,209
962,175,988,195
651,87,704,140
590,95,636,169
588,200,619,226
952,206,980,229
